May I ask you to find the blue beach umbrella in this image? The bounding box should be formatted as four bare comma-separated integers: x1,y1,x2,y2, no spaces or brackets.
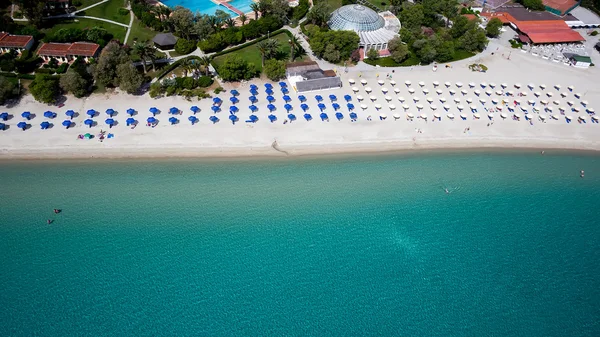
43,111,56,118
298,95,306,102
230,89,239,96
249,95,257,103
65,110,75,119
169,107,179,114
318,103,326,111
87,109,97,117
230,106,239,114
105,108,115,117
21,111,31,120
250,84,258,90
347,103,355,110
320,112,328,121
304,113,312,121
281,87,289,94
17,121,27,130
284,103,292,111
267,104,276,112
349,112,358,120
335,112,343,120
266,95,275,103
268,114,277,123
279,81,287,87
0,112,8,120
250,89,258,96
300,103,309,111
188,116,199,125
332,103,340,111
62,120,73,129
190,106,200,113
84,119,94,127
126,108,135,116
209,115,219,124
168,117,178,125
247,115,258,123
288,113,296,121
264,83,273,89
40,121,51,130
315,95,323,102
329,94,337,101
282,95,291,102
344,94,352,102
147,116,157,124
149,107,158,115
212,97,222,105
229,114,238,124
229,97,239,104
0,122,5,130
211,106,220,113
105,118,115,128
126,117,137,126
249,105,258,112
266,88,274,95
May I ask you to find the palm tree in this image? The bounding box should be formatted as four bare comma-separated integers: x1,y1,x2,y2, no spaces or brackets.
250,3,259,19
239,13,247,25
133,42,148,73
225,18,236,29
289,35,301,62
146,43,158,72
180,58,192,77
199,56,212,76
189,59,203,77
257,0,270,17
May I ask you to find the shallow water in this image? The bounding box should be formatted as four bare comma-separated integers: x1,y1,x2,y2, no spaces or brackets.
1,151,599,336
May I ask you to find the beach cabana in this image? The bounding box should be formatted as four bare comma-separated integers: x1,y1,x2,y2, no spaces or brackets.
188,116,198,125
318,103,326,111
284,104,293,111
266,95,275,103
378,79,384,85
230,89,239,96
190,106,200,114
352,87,359,93
347,103,355,111
348,79,355,84
84,119,94,127
389,104,396,110
249,96,257,103
249,105,258,113
169,107,180,114
0,112,8,121
304,113,312,121
468,82,475,88
230,106,239,114
148,107,158,115
265,88,274,95
344,94,352,102
105,109,115,117
229,114,238,124
105,118,115,128
332,103,340,111
456,82,463,88
447,113,455,120
315,95,323,102
370,95,377,101
21,111,31,120
489,83,496,88
320,112,328,121
298,95,306,102
360,104,368,110
62,120,73,129
267,104,276,112
268,114,277,123
349,112,357,121
335,112,343,120
229,97,239,104
301,104,309,111
209,116,219,124
40,121,50,130
283,95,291,102
211,106,220,113
385,96,392,101
126,117,137,126
288,114,296,121
17,121,27,130
126,108,136,116
44,111,56,119
247,115,258,123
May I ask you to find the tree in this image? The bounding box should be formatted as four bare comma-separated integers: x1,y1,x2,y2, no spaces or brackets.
225,18,236,29
256,38,279,66
263,59,286,81
59,70,89,98
180,58,192,77
366,48,379,60
133,42,149,74
400,3,425,31
459,27,488,52
450,15,471,38
258,0,272,17
199,56,212,76
239,13,248,25
388,37,409,63
29,74,60,104
485,18,503,38
170,6,196,39
306,2,331,27
438,0,460,27
194,14,215,40
218,55,257,81
435,41,455,62
92,41,130,87
250,3,260,19
14,0,45,27
309,30,360,63
289,35,301,61
0,76,19,105
518,0,545,10
214,9,231,27
270,0,291,22
175,38,197,55
350,49,361,63
117,63,144,94
323,44,340,63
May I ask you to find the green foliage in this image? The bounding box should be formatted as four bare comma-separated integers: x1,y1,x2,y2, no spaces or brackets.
388,37,409,63
400,3,425,31
45,27,113,47
118,8,129,16
175,39,197,55
590,31,598,36
291,0,310,21
117,63,144,94
485,18,503,38
14,0,46,27
263,59,286,81
29,74,60,104
366,48,379,60
306,1,331,27
72,0,82,6
60,70,90,98
218,55,257,81
197,76,214,87
92,41,130,87
509,39,524,49
516,0,545,11
309,30,360,63
458,27,488,52
0,76,19,105
214,86,224,94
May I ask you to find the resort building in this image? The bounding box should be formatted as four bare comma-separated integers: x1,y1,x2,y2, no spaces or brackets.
565,6,600,28
0,32,34,54
328,5,400,53
37,42,100,63
286,61,342,93
152,33,178,50
569,54,592,68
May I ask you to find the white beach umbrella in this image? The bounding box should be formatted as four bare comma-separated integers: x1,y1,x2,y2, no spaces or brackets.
394,87,400,93
466,98,473,103
390,80,396,86
540,84,546,90
533,106,540,112
592,115,599,121
558,106,566,112
365,87,372,92
443,104,450,110
381,87,388,93
426,97,434,103
416,104,424,110
540,99,548,105
473,113,481,119
433,112,440,118
374,103,382,109
500,113,508,119
456,82,463,87
385,95,392,101
495,90,503,96
553,100,560,105
489,83,496,88
360,103,368,109
520,91,527,96
560,92,568,97
403,104,410,110
547,106,554,111
380,113,387,119
479,98,487,104
420,114,428,119
480,82,487,88
470,105,477,110
433,81,440,87
461,89,468,95
440,97,447,103
457,105,464,111
398,96,406,102
453,97,460,103
449,89,456,95
534,92,541,97
496,106,503,110
360,79,367,85
575,92,582,98
527,83,535,89
408,88,415,94
507,90,514,96
431,105,438,110
356,95,364,101
566,115,573,121
587,108,595,114
460,113,467,119
418,81,425,87
551,114,559,120
378,80,385,85
520,105,528,111
571,107,579,112
444,81,451,87
579,115,586,121
468,82,475,88
492,98,499,104
413,96,420,102
485,90,492,96
447,113,455,119
539,114,547,120
488,113,494,119
567,100,574,106
554,84,561,90
407,112,414,118
352,86,359,92
405,80,412,86
436,89,443,95
393,113,401,119
528,99,535,105
515,83,522,88
348,78,355,84
546,92,553,97
389,104,396,110
514,113,521,118
581,100,588,106
514,99,521,105
423,88,429,94
567,85,574,91
502,83,509,89
370,95,377,101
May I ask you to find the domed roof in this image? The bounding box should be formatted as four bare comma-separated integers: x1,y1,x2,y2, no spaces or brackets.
328,5,385,32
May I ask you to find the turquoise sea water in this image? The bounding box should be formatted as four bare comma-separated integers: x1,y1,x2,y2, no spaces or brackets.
162,0,254,16
1,151,600,336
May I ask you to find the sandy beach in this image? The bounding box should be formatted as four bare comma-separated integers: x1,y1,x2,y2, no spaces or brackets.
1,43,599,160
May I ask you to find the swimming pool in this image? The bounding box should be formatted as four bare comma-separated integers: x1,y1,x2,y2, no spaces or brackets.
161,0,254,17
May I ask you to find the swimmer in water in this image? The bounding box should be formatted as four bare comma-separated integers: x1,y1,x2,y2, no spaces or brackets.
53,209,61,214
445,188,449,194
541,150,545,155
581,170,585,178
47,219,53,225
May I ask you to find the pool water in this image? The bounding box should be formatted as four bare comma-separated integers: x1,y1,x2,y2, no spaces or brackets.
161,0,254,16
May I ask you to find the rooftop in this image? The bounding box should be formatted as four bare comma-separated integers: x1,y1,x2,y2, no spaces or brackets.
328,5,385,32
38,42,101,57
152,33,178,46
0,33,33,48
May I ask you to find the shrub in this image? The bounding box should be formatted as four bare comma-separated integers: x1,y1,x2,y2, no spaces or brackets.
118,8,129,16
182,77,195,90
591,31,599,36
72,0,82,6
56,63,69,74
263,59,285,81
367,48,379,60
214,87,223,94
175,38,197,55
197,76,213,87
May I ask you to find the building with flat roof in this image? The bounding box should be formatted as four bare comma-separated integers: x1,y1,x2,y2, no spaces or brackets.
286,61,342,93
37,42,100,62
566,6,600,28
0,32,34,53
569,54,592,68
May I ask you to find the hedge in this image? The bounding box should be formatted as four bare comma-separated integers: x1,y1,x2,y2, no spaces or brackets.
154,56,201,82
211,29,291,58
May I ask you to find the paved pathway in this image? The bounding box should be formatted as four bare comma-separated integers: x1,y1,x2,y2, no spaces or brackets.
123,4,135,44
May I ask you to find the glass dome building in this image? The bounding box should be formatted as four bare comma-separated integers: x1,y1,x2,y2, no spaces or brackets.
328,5,400,52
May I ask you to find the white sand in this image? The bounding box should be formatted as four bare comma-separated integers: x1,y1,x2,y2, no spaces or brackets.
1,46,599,159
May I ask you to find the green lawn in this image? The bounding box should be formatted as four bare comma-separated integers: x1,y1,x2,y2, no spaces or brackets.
42,18,127,43
79,0,130,25
212,32,308,72
316,0,342,13
76,0,103,8
365,0,389,10
364,50,475,67
127,17,157,44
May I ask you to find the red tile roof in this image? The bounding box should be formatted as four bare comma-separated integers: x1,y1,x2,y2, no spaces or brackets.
0,33,33,48
38,43,71,57
68,42,100,57
517,21,585,43
38,42,100,57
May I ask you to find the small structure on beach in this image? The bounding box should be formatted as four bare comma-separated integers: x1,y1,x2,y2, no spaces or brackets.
286,61,342,93
153,33,178,50
569,55,592,68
